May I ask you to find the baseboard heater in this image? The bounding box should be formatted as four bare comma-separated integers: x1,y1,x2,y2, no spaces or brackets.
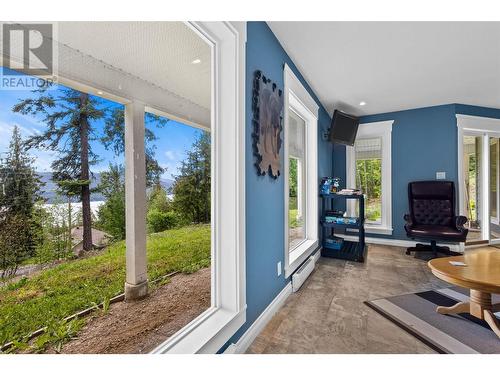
292,253,317,292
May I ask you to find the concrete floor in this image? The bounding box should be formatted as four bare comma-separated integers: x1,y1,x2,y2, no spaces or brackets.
247,244,452,354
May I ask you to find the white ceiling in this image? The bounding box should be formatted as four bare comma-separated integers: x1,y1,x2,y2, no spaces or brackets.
268,22,500,116
58,22,211,110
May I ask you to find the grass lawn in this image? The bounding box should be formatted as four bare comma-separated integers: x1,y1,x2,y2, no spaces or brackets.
0,224,210,348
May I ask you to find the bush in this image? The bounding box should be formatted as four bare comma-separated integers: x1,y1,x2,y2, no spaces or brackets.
147,210,179,233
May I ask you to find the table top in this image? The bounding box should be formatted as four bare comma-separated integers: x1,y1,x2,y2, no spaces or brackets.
428,248,500,294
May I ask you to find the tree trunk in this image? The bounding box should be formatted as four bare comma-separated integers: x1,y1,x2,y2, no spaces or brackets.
79,93,93,252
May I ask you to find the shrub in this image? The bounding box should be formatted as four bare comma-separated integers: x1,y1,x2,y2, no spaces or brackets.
147,210,178,233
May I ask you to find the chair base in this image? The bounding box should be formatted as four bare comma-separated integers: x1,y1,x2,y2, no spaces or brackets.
406,240,461,260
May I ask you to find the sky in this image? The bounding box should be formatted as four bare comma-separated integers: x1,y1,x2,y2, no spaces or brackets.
0,72,205,181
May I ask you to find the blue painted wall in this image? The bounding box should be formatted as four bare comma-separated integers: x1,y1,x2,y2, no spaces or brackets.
332,103,500,240
222,22,332,349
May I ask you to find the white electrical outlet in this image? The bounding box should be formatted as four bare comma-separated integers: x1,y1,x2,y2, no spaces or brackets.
436,171,446,180
277,261,282,276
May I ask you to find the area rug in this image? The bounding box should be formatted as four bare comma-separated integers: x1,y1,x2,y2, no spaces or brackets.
365,287,500,354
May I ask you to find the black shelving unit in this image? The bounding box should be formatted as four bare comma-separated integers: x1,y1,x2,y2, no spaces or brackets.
320,193,366,262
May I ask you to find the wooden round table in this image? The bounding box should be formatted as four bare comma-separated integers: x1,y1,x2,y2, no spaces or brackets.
428,248,500,338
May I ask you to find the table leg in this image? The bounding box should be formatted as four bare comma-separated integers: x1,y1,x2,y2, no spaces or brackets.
436,301,470,315
484,310,500,338
436,289,500,339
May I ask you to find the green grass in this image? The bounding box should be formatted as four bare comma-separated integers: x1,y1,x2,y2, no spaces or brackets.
0,224,210,347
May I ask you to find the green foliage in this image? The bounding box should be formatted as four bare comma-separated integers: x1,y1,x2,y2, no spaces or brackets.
0,126,42,216
289,157,298,198
0,224,210,350
0,126,43,277
34,198,73,264
147,209,179,233
148,185,170,212
172,132,211,224
97,194,126,240
96,164,126,240
288,209,302,229
356,158,382,222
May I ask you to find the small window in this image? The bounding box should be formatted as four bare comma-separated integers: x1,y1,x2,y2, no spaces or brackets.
354,137,382,224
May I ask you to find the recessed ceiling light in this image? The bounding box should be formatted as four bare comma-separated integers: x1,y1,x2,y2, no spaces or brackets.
359,101,366,106
97,91,103,95
191,58,201,64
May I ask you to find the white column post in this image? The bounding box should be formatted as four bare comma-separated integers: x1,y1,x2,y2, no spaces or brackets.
481,133,490,242
124,101,148,300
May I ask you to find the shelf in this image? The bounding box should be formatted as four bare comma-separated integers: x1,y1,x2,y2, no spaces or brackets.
321,240,366,262
321,220,362,230
320,190,366,263
320,193,364,200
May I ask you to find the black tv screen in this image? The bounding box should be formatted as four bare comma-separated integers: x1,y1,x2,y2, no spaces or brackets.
329,110,359,146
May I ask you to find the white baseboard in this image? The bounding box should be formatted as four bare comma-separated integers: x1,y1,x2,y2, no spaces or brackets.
336,234,463,253
229,282,293,354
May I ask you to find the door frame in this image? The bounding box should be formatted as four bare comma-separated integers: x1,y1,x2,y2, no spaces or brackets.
457,114,500,246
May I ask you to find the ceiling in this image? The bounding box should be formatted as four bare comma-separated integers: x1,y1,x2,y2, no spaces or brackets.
58,22,211,111
268,22,500,116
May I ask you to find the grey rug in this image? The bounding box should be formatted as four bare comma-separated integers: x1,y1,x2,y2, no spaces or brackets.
365,287,500,354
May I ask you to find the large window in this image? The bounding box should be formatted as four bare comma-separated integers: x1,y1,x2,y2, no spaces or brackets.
283,64,318,278
346,121,393,235
0,21,245,355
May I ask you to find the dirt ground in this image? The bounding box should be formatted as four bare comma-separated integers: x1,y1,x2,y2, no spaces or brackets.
55,267,211,354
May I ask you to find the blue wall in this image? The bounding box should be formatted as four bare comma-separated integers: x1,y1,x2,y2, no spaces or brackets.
223,22,332,349
332,103,500,240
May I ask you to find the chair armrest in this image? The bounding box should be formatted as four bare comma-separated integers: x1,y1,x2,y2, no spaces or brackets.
454,216,468,231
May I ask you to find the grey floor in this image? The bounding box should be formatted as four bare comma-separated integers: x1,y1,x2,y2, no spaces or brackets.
247,244,453,354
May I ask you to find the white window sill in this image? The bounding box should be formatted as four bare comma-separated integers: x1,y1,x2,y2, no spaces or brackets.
346,226,393,235
151,306,246,354
285,239,319,278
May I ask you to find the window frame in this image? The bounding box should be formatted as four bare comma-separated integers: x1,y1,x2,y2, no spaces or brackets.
283,64,318,278
151,21,246,354
346,120,393,235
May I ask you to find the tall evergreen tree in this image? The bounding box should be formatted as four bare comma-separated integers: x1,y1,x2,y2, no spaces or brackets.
13,88,104,252
172,132,211,223
0,126,42,217
0,126,42,276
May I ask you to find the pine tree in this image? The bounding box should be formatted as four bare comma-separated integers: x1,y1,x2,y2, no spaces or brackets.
13,88,104,252
0,126,42,218
0,126,42,277
172,132,211,223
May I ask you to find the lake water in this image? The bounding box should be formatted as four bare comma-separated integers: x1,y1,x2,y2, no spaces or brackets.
42,201,105,225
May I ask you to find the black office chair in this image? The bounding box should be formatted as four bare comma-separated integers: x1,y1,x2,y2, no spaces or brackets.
404,181,468,258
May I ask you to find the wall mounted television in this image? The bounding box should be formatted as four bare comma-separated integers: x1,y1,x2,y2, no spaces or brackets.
328,110,360,146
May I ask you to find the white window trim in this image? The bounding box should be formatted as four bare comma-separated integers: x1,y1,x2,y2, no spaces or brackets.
489,140,499,225
151,21,246,354
346,120,394,236
456,114,500,244
283,64,319,278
